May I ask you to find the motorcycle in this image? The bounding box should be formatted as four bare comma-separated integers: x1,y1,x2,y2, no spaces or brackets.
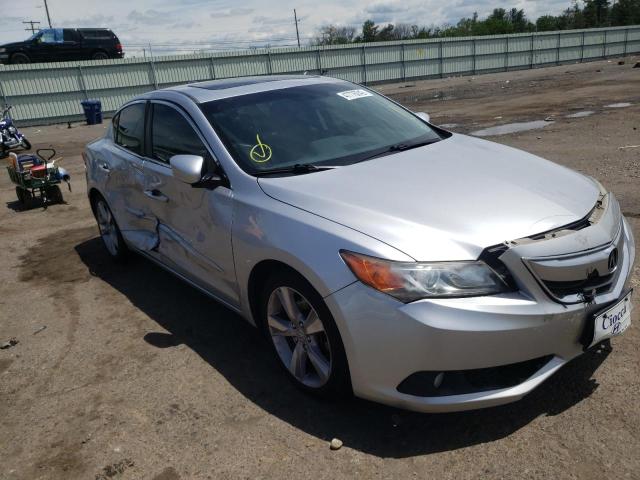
0,105,31,158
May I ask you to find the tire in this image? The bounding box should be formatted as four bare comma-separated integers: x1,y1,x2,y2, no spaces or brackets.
45,185,63,204
10,53,30,64
15,187,24,204
21,138,31,150
91,194,128,262
259,269,351,398
91,51,108,60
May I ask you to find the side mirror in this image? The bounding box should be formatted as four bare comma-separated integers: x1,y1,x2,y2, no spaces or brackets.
170,154,204,184
415,112,430,123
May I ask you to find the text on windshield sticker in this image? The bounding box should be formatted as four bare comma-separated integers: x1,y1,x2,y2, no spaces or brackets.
337,89,373,100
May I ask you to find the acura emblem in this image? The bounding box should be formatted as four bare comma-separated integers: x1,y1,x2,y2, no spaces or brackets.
608,248,619,272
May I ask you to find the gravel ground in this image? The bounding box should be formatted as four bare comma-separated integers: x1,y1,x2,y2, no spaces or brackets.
1,57,639,480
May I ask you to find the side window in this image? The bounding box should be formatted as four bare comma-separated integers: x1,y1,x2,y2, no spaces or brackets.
63,29,78,42
151,104,211,164
114,104,145,155
40,29,64,44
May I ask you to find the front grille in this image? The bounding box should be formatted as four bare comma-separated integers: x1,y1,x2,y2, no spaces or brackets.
542,273,615,298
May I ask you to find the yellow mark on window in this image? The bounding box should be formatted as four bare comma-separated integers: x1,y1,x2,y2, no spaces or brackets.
249,134,272,163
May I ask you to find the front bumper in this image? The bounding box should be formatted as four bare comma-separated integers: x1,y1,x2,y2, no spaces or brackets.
325,217,635,413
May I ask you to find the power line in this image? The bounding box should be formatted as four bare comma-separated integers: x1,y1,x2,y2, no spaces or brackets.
22,20,41,35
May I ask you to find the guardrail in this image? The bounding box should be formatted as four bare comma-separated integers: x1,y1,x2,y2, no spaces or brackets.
0,25,638,126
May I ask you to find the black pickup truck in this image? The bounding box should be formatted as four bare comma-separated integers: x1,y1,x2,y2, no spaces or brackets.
0,28,124,64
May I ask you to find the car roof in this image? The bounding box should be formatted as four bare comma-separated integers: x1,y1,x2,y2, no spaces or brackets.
144,75,348,104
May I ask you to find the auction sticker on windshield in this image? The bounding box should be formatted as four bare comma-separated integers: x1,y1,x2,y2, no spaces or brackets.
337,89,373,100
589,290,633,348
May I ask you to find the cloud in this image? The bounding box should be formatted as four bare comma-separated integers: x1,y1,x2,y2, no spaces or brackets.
215,8,254,17
0,0,577,52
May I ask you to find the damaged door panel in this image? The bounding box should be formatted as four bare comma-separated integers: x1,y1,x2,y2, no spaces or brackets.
104,101,159,252
140,101,238,305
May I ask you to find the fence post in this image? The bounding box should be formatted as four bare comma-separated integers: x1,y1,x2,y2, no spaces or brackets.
623,28,629,56
148,59,159,89
266,49,273,74
472,38,477,74
530,34,535,69
361,44,367,84
581,31,585,62
401,43,406,82
77,66,89,100
439,39,444,78
603,29,607,59
316,47,322,74
556,33,561,65
503,36,508,72
209,56,217,79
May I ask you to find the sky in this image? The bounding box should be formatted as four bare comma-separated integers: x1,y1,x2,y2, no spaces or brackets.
0,0,574,56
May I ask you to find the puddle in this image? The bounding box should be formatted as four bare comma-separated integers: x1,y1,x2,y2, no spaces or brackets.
471,120,554,137
439,123,459,129
566,111,595,118
605,103,632,108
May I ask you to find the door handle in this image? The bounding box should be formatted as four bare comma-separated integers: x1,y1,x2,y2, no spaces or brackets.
99,163,110,172
144,189,169,202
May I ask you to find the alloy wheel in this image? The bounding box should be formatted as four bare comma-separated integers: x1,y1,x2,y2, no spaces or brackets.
95,199,119,256
267,286,332,388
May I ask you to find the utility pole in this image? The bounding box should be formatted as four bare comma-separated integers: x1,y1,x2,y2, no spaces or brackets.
23,20,41,34
43,0,52,28
293,9,301,47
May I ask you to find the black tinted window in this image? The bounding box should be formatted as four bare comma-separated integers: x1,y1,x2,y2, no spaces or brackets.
151,104,210,163
63,29,78,42
115,103,145,155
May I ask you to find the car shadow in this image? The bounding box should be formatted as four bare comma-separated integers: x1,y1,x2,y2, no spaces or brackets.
75,236,611,459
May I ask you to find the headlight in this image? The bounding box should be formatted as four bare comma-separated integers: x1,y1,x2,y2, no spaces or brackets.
340,251,511,302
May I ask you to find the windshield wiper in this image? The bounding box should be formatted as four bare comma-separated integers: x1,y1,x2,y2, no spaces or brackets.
356,139,440,163
254,164,335,177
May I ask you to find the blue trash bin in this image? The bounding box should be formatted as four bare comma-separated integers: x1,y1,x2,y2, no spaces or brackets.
80,99,103,125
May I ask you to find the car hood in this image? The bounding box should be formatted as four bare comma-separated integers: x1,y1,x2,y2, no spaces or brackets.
257,134,600,261
0,42,26,49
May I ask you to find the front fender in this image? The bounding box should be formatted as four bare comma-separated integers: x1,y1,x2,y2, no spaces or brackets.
232,189,413,324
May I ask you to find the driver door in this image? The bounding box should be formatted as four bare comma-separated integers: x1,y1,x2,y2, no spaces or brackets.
141,101,238,305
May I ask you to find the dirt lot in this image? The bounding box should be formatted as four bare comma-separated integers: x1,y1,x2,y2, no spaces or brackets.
1,57,639,480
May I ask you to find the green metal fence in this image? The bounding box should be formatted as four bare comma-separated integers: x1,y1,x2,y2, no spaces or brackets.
1,25,638,126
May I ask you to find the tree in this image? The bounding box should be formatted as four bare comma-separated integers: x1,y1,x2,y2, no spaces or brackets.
315,25,356,45
610,0,640,25
361,20,379,42
583,0,611,27
536,15,562,31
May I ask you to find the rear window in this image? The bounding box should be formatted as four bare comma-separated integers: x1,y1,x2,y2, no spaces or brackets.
78,30,115,40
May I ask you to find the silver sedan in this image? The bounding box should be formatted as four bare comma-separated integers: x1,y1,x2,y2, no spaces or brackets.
84,75,635,412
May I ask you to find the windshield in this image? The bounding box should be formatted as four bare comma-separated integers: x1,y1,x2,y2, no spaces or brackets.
200,82,445,174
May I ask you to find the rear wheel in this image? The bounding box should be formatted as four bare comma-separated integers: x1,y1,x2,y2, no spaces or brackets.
91,51,108,60
260,270,351,398
10,53,30,64
92,195,128,261
21,138,31,150
45,185,63,204
15,187,24,204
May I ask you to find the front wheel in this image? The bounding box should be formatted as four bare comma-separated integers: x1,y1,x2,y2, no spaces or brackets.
260,270,351,398
21,137,31,150
10,53,30,64
92,195,128,261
